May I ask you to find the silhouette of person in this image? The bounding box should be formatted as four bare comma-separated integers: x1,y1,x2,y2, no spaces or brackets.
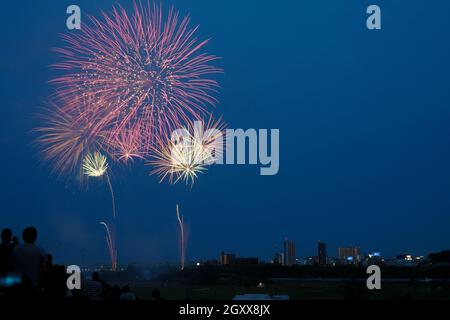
120,285,137,300
0,228,16,274
40,254,66,299
84,272,108,300
11,227,46,288
152,289,165,301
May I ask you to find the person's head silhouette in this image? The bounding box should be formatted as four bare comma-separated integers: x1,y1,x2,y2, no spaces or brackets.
152,289,162,300
92,272,101,282
1,228,12,244
47,254,53,266
22,227,38,244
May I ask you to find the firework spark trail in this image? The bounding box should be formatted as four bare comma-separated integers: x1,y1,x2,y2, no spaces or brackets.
50,1,222,152
105,173,116,219
100,221,118,271
176,204,185,271
84,152,118,270
82,152,116,219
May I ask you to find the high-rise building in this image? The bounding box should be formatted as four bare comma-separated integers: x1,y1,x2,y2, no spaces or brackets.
318,241,327,266
219,252,236,265
273,253,284,265
283,238,296,266
338,247,361,264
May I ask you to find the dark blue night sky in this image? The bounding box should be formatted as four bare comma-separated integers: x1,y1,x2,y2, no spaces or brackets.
1,0,450,265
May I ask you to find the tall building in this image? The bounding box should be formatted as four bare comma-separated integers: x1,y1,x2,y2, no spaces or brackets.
318,241,327,266
283,238,296,266
338,247,361,264
273,253,284,265
219,252,236,265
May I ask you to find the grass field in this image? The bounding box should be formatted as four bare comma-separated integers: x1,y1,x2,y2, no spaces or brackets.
130,281,450,300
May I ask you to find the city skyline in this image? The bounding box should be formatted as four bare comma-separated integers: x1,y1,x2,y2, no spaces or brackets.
76,238,442,267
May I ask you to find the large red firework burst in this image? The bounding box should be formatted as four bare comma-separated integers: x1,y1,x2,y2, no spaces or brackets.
51,1,221,156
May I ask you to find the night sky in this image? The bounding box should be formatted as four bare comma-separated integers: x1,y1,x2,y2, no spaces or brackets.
1,0,450,266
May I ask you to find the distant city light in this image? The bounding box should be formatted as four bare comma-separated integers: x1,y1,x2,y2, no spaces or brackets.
368,252,381,259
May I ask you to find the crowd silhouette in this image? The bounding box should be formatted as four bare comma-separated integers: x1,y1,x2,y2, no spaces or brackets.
0,226,137,300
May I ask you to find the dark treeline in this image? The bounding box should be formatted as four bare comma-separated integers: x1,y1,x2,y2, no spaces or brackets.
156,263,450,286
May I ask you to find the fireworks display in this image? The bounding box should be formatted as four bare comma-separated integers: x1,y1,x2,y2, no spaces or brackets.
148,118,225,185
108,125,147,163
50,1,221,157
34,1,223,270
34,100,106,176
82,152,108,177
82,151,116,219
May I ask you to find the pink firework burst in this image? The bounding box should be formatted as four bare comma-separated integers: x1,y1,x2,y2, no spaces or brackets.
51,1,221,152
105,122,147,163
34,97,110,176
